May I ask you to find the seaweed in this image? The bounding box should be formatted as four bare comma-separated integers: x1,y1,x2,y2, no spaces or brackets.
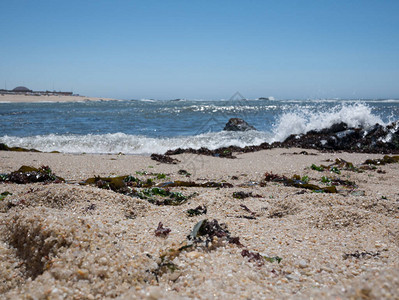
321,176,330,183
311,164,325,171
150,154,180,164
155,222,171,237
233,191,262,199
239,204,257,219
186,205,207,217
151,218,281,281
155,173,167,179
201,181,233,188
363,155,399,166
311,163,341,174
264,172,337,193
178,169,191,177
139,187,191,206
135,171,149,176
187,219,242,247
241,250,282,266
342,251,380,260
81,174,153,192
332,158,361,172
84,203,96,211
236,215,257,220
157,180,233,188
0,191,12,201
0,143,41,152
264,172,288,182
2,165,64,184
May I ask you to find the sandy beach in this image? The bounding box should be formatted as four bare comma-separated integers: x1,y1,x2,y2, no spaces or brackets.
0,94,118,103
1,148,399,299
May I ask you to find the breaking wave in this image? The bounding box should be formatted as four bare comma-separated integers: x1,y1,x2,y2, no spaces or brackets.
0,131,272,155
271,102,386,142
0,102,396,155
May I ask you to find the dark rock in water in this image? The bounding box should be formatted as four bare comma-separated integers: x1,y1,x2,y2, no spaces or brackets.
281,121,399,153
320,122,348,135
223,118,257,131
157,120,399,159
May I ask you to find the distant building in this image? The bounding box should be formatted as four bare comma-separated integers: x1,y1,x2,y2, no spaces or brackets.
12,86,32,93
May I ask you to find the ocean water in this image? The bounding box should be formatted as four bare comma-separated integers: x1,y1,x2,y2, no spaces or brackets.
1,98,399,155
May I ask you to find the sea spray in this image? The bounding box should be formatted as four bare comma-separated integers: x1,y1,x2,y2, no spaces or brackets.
271,102,385,142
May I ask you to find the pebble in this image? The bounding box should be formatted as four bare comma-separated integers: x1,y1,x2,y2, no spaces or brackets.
298,259,308,269
286,274,300,281
186,251,203,259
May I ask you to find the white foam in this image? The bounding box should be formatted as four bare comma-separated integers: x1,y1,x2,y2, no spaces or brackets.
0,102,391,154
0,131,272,155
271,102,385,142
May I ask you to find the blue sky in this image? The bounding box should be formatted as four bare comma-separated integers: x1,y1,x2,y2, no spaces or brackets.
1,0,398,100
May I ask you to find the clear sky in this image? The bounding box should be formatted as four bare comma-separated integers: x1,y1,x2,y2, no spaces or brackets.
1,0,398,100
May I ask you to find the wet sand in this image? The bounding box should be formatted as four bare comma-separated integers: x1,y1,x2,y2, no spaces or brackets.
1,148,399,299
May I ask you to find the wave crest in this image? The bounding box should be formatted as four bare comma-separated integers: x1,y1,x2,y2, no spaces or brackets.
271,102,384,142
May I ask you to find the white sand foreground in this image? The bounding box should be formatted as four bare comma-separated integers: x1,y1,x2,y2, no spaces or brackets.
1,148,399,299
0,94,118,103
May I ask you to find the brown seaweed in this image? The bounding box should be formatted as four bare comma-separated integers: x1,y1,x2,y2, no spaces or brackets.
187,219,242,247
1,166,64,184
263,172,337,193
233,191,262,199
150,154,180,164
178,169,192,177
155,222,171,237
363,155,399,166
239,204,257,218
241,250,282,266
0,143,41,153
157,180,233,188
186,205,207,217
342,251,380,260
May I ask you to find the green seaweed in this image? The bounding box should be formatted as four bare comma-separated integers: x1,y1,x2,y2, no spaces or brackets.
264,172,337,193
330,166,341,174
332,158,361,172
0,191,12,201
311,164,325,171
321,176,330,183
139,187,191,206
81,174,154,192
178,169,191,177
155,173,167,179
301,175,310,183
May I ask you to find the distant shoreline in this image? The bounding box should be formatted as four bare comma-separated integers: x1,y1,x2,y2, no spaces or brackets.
0,94,118,103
